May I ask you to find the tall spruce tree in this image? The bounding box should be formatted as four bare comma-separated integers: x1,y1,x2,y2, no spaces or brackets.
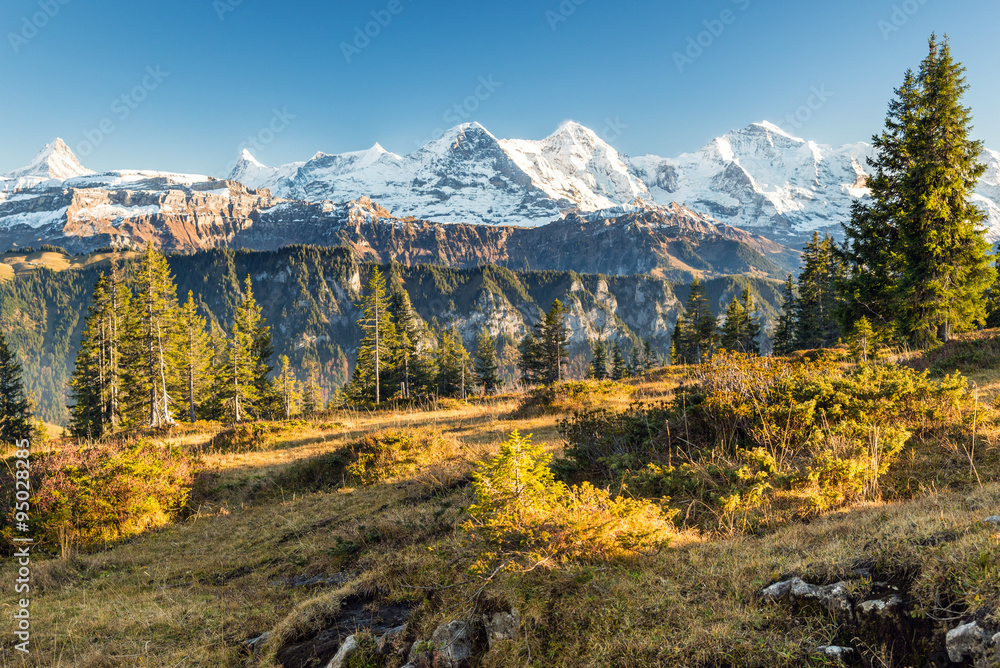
899,36,994,343
276,355,300,419
772,274,798,355
538,300,569,383
518,333,545,386
69,274,115,438
0,332,32,444
795,232,844,349
222,276,268,422
473,328,501,395
178,291,212,423
354,267,394,403
123,244,181,428
674,279,716,363
842,35,994,345
589,338,608,380
389,289,419,399
720,288,761,354
436,325,471,398
610,342,626,381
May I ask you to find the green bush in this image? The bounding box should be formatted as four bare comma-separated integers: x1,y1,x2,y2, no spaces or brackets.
467,431,676,561
511,380,635,418
557,352,980,533
13,439,195,554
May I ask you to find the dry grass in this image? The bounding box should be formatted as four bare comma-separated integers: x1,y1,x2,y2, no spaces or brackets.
1,368,999,667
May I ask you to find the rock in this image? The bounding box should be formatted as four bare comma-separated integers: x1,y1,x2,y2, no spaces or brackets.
984,515,1000,525
324,635,357,668
376,623,408,656
760,577,853,621
431,619,475,668
245,631,270,652
858,594,903,616
946,621,996,666
407,638,434,668
485,610,519,648
816,645,855,663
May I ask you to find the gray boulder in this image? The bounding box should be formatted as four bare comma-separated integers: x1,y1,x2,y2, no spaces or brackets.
485,610,520,648
431,619,475,668
324,635,357,668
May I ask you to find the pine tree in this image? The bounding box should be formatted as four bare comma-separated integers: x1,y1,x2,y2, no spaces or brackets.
674,279,716,363
389,289,419,399
301,361,322,413
772,274,797,355
518,333,545,386
122,244,181,428
589,338,608,380
848,317,876,363
610,342,626,381
222,276,266,422
69,274,114,438
355,267,394,403
898,36,994,344
0,332,32,444
473,328,501,395
628,346,642,378
436,325,471,398
721,288,761,354
277,355,300,419
796,232,844,349
178,292,212,423
841,35,994,345
537,300,569,383
642,340,657,372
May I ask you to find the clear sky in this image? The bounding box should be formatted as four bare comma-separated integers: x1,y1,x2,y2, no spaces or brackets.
1,0,998,176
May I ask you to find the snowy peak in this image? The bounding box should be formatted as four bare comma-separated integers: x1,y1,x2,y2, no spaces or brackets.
7,138,93,182
238,148,265,168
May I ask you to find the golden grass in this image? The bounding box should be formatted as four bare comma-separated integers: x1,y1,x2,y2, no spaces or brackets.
1,370,999,667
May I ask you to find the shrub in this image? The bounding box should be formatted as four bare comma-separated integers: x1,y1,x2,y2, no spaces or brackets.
203,421,309,454
6,439,195,554
511,380,635,418
467,431,676,561
557,352,981,533
344,429,453,485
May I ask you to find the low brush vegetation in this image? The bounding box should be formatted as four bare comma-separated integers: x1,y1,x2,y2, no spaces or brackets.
2,348,1000,667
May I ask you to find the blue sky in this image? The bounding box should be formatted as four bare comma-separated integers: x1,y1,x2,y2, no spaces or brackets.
1,0,998,175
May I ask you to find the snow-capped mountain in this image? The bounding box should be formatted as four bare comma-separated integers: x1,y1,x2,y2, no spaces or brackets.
229,120,1000,242
628,122,873,241
1,138,94,190
231,121,649,226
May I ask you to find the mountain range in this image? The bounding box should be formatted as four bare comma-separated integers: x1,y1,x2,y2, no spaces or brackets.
1,120,998,267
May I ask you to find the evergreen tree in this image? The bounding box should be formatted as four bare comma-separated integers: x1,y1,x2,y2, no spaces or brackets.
0,332,32,443
772,274,798,355
720,288,761,354
222,276,267,422
301,361,322,413
178,291,212,423
537,300,569,383
518,333,545,386
122,244,181,428
277,355,300,419
354,267,394,403
473,328,501,395
796,232,844,349
898,36,994,344
842,35,994,345
69,274,115,438
642,340,657,372
389,289,419,399
610,342,626,381
436,325,471,398
628,346,642,377
674,279,716,363
589,338,608,380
